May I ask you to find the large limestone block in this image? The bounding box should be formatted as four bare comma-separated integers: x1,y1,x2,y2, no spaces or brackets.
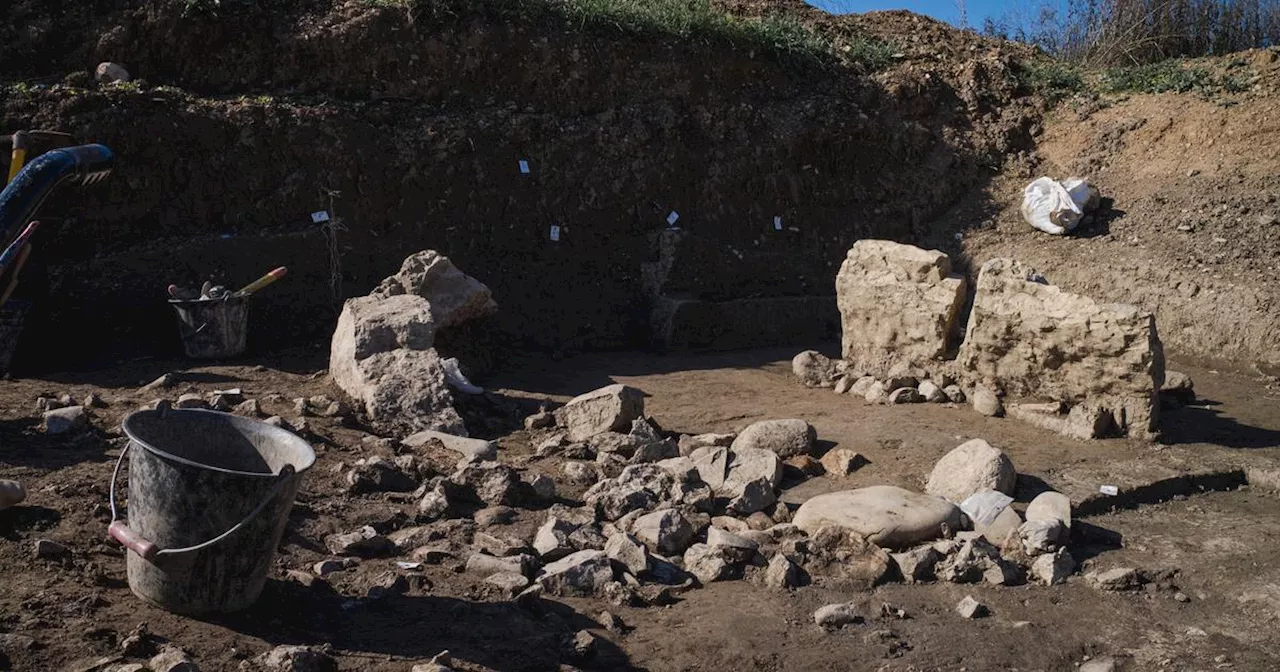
792,486,962,550
334,348,465,436
372,250,498,328
957,259,1164,439
557,384,645,442
331,294,435,364
835,240,966,376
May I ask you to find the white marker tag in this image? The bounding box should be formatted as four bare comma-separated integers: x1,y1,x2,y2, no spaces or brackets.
549,225,561,242
311,211,331,223
667,211,680,226
774,216,783,231
1099,485,1119,496
519,160,530,174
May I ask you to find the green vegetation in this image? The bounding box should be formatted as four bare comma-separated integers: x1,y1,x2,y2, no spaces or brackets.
1101,59,1251,95
1016,60,1086,105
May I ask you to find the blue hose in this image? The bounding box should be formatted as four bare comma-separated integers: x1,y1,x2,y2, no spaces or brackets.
0,144,114,246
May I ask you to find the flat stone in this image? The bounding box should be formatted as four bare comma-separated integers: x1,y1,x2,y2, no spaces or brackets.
799,526,894,588
814,602,862,629
819,449,863,476
1031,548,1075,585
149,645,198,672
325,527,394,558
604,532,650,575
465,553,537,579
533,518,578,560
251,645,337,672
557,384,645,442
849,376,877,397
485,571,531,597
793,486,963,549
632,509,694,556
34,538,70,559
450,461,521,506
1087,567,1142,591
891,546,940,583
730,419,816,459
925,439,1016,503
833,376,854,394
43,406,88,435
403,430,498,463
956,595,987,619
537,550,614,597
1079,658,1120,672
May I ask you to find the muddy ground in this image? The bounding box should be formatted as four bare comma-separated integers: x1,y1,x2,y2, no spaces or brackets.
1,345,1278,671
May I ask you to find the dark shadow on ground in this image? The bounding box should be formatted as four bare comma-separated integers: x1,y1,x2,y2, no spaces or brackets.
1071,198,1123,239
1069,520,1125,564
0,418,112,470
1158,400,1280,449
0,504,61,540
491,344,839,399
209,579,640,671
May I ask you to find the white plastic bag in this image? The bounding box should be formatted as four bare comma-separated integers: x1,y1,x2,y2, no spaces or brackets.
1021,176,1097,235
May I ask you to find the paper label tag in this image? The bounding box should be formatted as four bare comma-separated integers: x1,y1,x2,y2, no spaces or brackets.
667,211,680,226
1099,485,1119,496
519,160,530,174
774,216,783,231
549,225,561,242
311,211,331,223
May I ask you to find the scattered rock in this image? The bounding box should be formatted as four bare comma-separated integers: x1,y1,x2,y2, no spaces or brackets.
527,473,557,501
814,602,862,629
485,571,531,597
798,526,893,588
955,595,987,619
683,543,732,583
404,430,498,464
632,508,695,555
585,464,703,521
706,526,759,561
891,545,940,583
474,506,516,526
833,376,854,394
1025,491,1072,534
1031,548,1075,586
568,524,607,551
313,558,357,576
1161,370,1196,406
729,419,815,459
849,376,877,397
597,611,626,633
720,448,784,514
1087,567,1143,591
43,406,88,435
418,483,451,520
533,518,578,560
149,645,199,672
793,486,962,549
465,553,537,579
33,538,70,559
918,380,947,402
1019,519,1066,555
565,630,597,663
935,537,1013,585
971,386,1003,417
943,384,967,403
677,433,735,457
95,62,131,83
84,393,107,409
562,461,601,485
792,350,838,388
764,553,801,588
785,454,826,476
537,550,614,597
140,373,176,392
1079,658,1120,672
251,644,338,672
888,387,923,404
604,531,650,575
819,449,863,476
524,408,556,430
366,571,411,599
925,439,1016,503
556,384,645,442
475,531,528,557
450,461,521,506
324,526,394,558
346,457,419,494
863,380,890,404
836,240,966,375
0,632,35,652
175,393,208,409
233,399,262,417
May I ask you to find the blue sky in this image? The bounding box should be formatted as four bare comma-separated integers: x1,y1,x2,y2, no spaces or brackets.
804,0,1015,28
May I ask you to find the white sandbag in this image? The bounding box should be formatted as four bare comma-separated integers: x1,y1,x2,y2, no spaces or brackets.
1021,177,1083,235
1062,177,1100,213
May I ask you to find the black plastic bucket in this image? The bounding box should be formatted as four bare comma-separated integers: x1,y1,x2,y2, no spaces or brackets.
169,295,248,359
0,299,31,375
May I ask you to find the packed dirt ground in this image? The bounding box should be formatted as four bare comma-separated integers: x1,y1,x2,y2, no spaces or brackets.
2,2,1280,672
2,346,1280,671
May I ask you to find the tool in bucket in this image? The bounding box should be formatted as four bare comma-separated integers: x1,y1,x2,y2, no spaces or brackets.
166,267,287,359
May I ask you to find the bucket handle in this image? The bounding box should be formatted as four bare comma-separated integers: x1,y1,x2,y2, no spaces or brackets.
106,441,296,563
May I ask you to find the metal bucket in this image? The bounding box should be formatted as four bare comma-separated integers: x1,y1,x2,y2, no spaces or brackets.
109,409,315,615
169,295,249,359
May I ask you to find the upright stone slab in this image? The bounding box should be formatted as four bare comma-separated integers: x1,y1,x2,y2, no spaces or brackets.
835,240,966,376
957,259,1164,439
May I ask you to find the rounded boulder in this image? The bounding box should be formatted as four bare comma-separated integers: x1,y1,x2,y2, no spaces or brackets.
792,485,962,550
925,439,1016,503
730,419,816,459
